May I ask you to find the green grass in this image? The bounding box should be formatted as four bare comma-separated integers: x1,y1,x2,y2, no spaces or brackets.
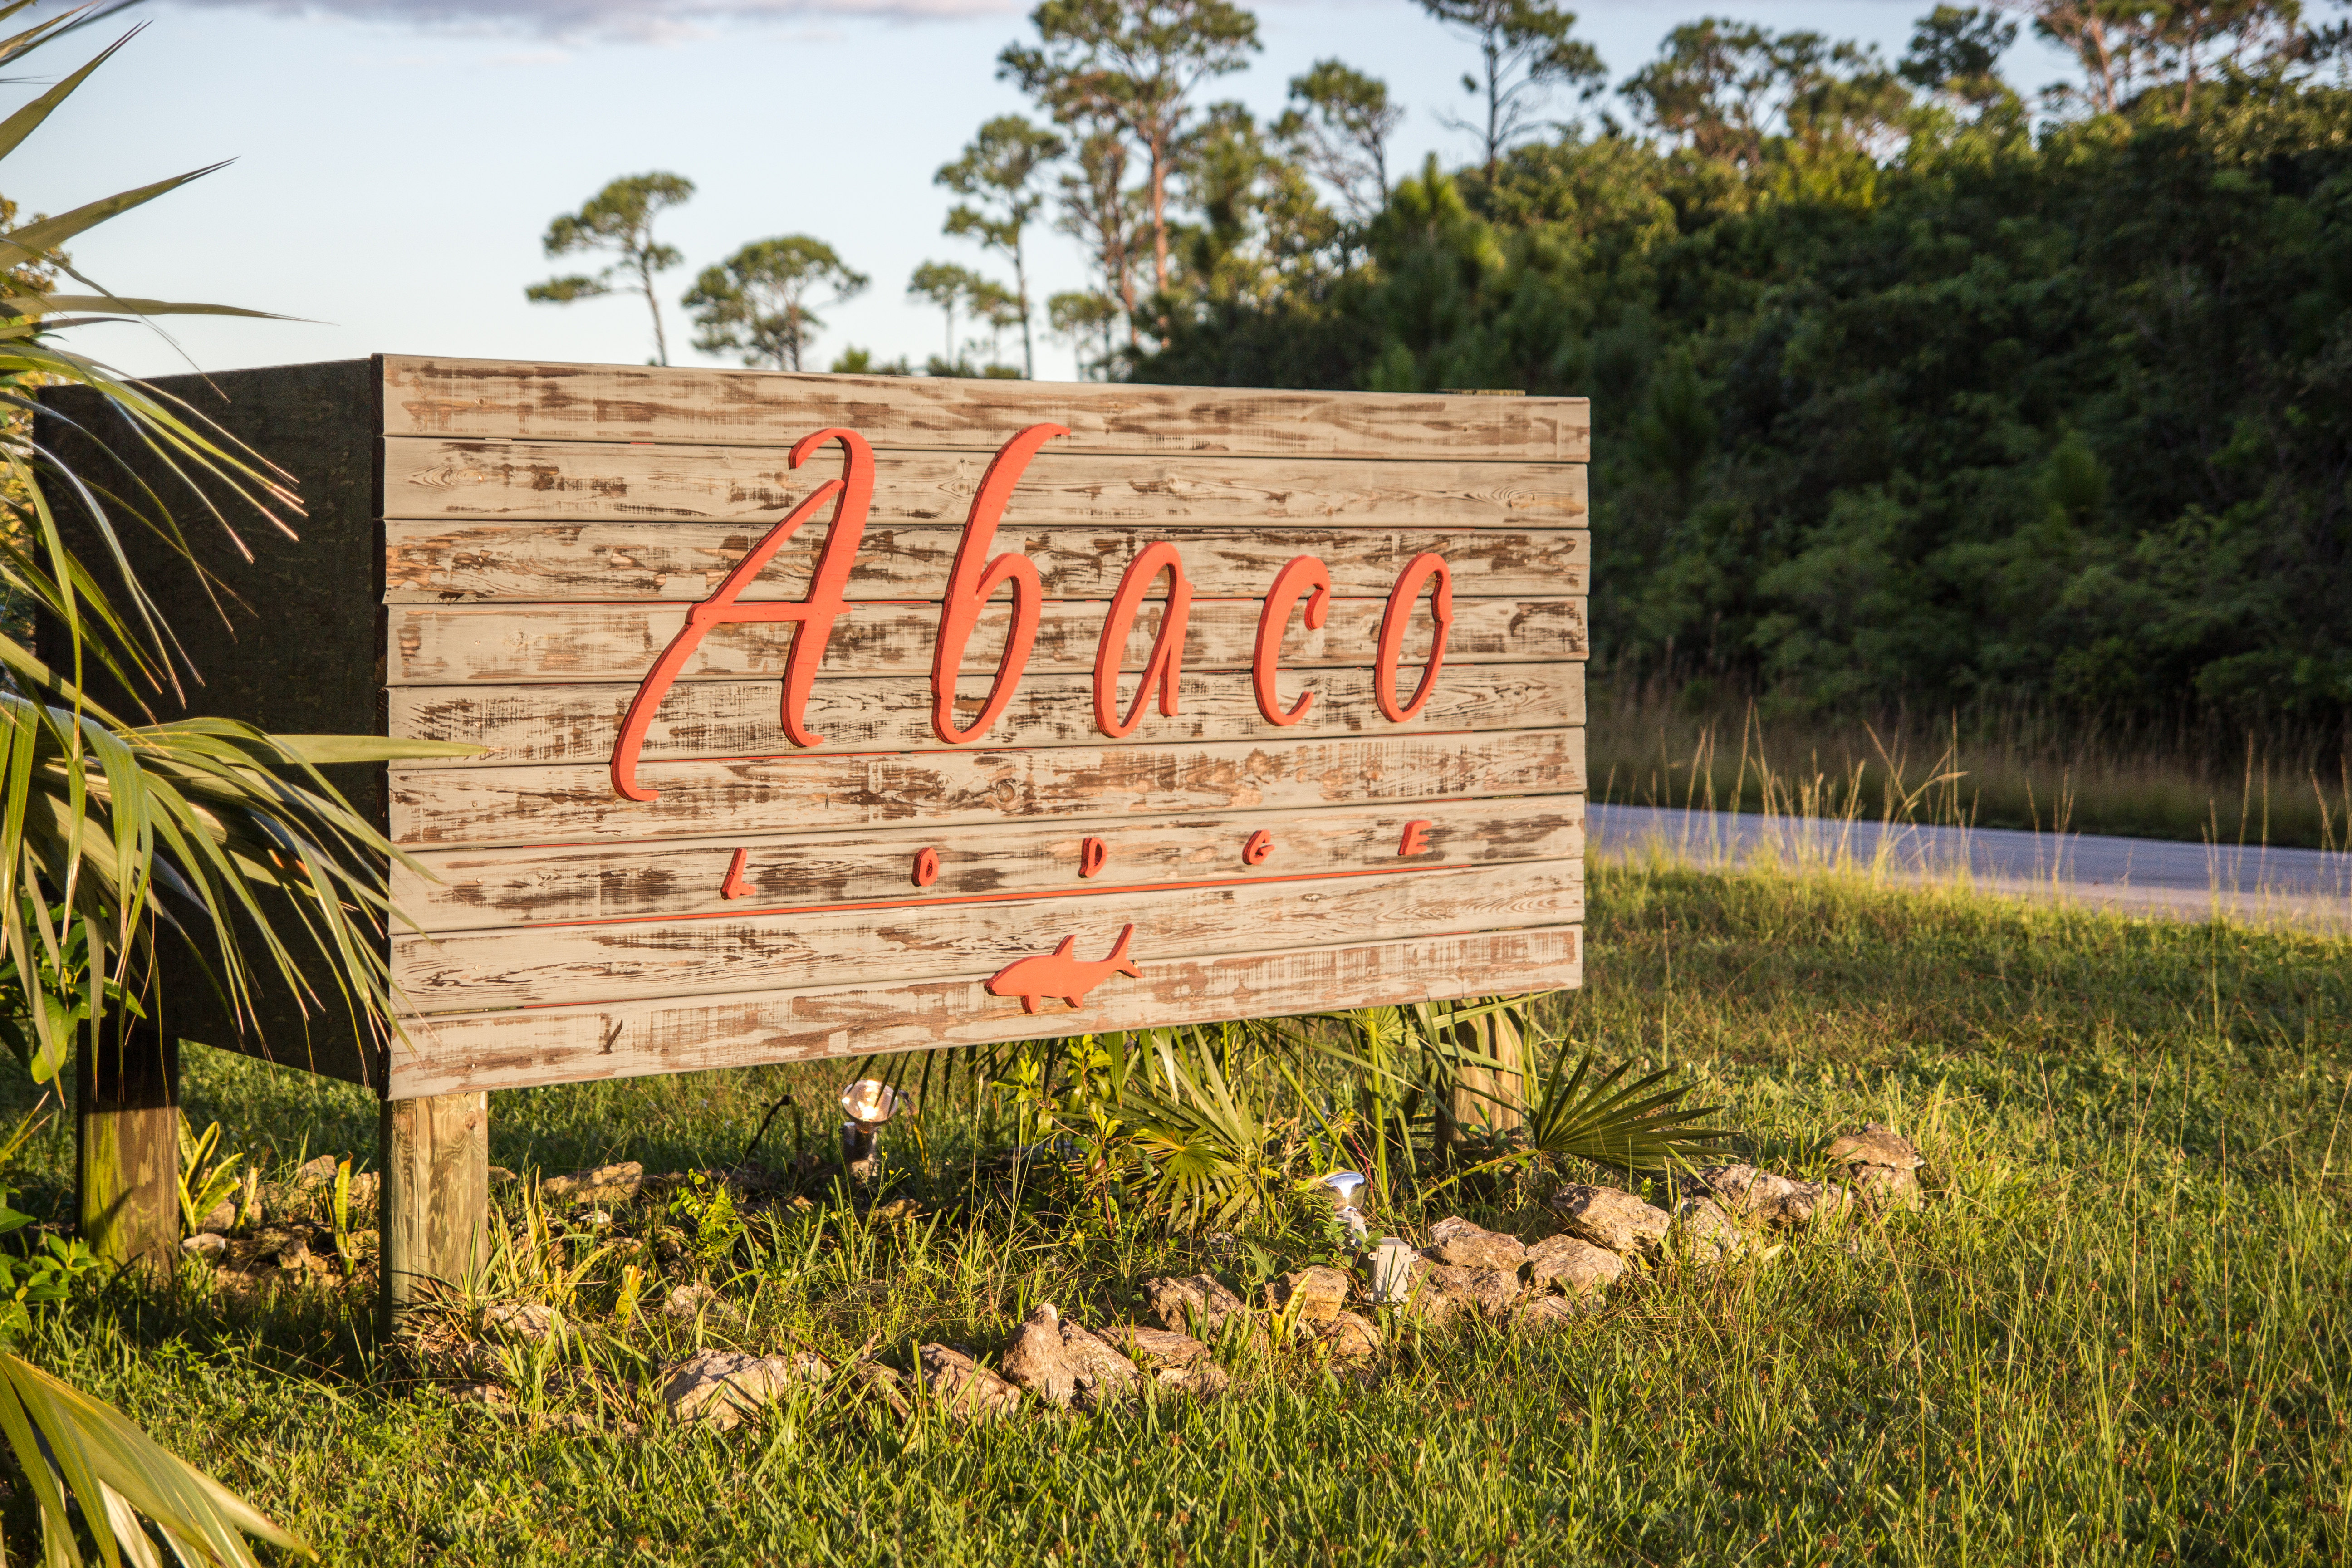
1,861,2347,1566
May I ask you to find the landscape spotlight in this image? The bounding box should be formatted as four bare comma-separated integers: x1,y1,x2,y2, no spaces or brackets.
838,1079,901,1177
1316,1169,1371,1244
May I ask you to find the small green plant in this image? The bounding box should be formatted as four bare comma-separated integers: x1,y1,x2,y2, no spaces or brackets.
0,1188,95,1338
329,1158,356,1269
176,1117,245,1236
667,1170,746,1269
0,896,140,1083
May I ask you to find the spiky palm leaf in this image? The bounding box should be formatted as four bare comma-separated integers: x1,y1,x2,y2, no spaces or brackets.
0,0,471,1083
1120,1027,1285,1226
0,1350,310,1566
0,5,461,1559
1521,1048,1726,1171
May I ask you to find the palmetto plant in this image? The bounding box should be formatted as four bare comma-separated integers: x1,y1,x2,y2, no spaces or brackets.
0,1,468,1090
1517,1045,1726,1171
0,2,474,1560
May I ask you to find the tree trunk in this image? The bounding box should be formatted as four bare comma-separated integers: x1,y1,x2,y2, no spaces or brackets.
1016,245,1034,379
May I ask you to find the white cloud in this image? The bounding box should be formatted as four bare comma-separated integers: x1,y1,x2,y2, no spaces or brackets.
166,0,1019,43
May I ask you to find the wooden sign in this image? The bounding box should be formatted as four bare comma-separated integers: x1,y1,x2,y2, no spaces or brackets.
372,358,1589,1098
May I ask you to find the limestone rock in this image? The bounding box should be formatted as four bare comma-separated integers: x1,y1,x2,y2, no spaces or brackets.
484,1301,561,1343
344,1172,380,1212
1851,1162,1923,1211
180,1233,226,1264
1112,1326,1210,1369
1670,1196,1749,1264
1825,1124,1923,1171
1779,1178,1855,1224
999,1302,1141,1410
1548,1184,1671,1256
1112,1326,1229,1396
917,1344,1021,1420
1701,1165,1851,1227
1700,1165,1795,1219
1266,1265,1352,1325
1313,1310,1383,1357
663,1282,741,1325
195,1200,238,1235
293,1154,338,1189
1524,1234,1623,1298
1424,1216,1528,1271
544,1162,645,1206
1516,1294,1595,1331
274,1234,311,1272
662,1349,827,1430
1138,1273,1248,1337
1418,1263,1521,1321
1157,1361,1233,1398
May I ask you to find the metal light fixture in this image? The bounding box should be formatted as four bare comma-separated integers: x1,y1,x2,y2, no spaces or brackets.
838,1078,902,1181
1316,1169,1371,1245
1369,1235,1417,1304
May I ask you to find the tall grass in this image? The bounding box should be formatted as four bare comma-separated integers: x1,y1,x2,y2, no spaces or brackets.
0,862,2340,1564
1592,676,2352,851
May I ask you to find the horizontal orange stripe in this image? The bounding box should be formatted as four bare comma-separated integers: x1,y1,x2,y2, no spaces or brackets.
427,854,1578,938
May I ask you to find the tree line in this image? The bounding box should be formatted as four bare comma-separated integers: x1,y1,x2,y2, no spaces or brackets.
523,0,2352,747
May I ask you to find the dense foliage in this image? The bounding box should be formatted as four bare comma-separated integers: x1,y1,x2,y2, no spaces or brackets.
1120,10,2352,746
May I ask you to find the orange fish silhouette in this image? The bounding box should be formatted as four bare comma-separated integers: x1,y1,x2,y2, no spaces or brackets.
986,926,1142,1014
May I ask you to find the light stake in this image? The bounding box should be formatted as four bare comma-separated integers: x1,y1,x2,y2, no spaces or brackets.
838,1078,901,1181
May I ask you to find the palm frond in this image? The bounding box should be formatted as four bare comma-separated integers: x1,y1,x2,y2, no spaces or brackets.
1119,1027,1284,1226
0,1351,313,1566
1522,1047,1727,1171
0,9,478,1078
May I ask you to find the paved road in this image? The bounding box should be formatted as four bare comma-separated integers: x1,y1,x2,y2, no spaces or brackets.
1588,804,2352,930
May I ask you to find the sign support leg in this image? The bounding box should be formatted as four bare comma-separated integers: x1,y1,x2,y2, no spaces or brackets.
77,1019,180,1277
1447,1005,1528,1144
379,1091,488,1333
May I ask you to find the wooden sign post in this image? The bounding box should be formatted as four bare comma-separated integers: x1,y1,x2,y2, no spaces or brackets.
43,358,1588,1314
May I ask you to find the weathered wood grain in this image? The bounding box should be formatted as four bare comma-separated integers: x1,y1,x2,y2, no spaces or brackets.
384,925,1583,1098
382,439,1588,529
389,662,1584,769
389,726,1585,849
388,595,1585,686
378,1092,487,1328
394,856,1582,1013
385,519,1589,603
393,796,1585,933
381,357,1592,463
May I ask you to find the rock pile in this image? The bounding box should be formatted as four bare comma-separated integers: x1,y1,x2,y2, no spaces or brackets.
456,1125,1940,1434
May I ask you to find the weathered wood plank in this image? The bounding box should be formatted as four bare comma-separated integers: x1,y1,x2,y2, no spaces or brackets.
394,796,1585,933
382,357,1592,463
389,662,1584,769
388,595,1586,686
393,856,1581,1013
385,925,1583,1098
386,519,1589,603
77,1024,178,1279
378,1092,488,1330
389,727,1584,849
382,439,1588,529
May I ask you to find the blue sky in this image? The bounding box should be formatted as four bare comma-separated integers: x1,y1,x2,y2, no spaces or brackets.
12,0,2080,381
